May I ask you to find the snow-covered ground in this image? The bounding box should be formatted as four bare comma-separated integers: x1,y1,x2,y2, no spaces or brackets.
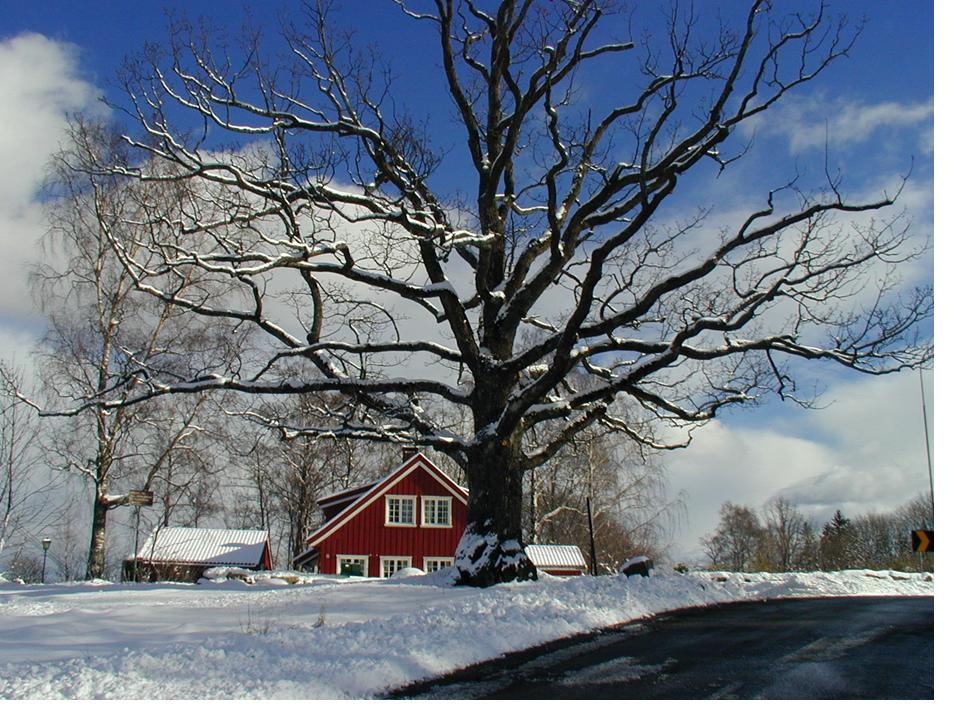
0,568,932,700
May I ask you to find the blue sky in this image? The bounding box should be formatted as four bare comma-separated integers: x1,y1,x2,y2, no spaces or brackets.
0,1,937,560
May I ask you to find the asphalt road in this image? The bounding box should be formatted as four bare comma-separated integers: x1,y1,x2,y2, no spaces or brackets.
390,596,933,699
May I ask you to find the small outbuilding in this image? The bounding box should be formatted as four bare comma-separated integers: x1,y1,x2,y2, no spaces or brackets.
124,527,273,583
525,544,589,576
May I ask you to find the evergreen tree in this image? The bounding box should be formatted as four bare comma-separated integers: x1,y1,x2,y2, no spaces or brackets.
820,510,854,570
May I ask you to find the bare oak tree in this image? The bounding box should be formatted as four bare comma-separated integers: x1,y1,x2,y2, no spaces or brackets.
63,1,929,585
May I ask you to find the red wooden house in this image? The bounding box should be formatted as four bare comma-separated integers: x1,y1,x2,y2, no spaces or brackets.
292,451,469,577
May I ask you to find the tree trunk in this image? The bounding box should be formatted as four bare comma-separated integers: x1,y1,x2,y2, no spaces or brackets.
454,437,537,587
86,494,108,580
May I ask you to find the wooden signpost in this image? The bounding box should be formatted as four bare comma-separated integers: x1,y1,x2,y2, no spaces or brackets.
129,490,154,582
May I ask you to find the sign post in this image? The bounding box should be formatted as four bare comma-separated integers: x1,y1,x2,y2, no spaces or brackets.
127,491,153,582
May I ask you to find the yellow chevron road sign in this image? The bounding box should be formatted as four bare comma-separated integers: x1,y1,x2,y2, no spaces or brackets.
911,530,933,553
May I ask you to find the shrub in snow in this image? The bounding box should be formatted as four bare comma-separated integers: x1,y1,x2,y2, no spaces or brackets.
389,567,426,579
620,556,652,577
202,567,255,583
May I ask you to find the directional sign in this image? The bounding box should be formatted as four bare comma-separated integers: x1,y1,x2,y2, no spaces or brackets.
911,529,933,553
127,490,154,507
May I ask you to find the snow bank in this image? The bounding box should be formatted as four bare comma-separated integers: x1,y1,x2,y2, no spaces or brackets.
0,569,932,699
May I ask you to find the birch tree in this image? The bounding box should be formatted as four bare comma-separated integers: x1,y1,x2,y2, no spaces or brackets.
526,425,681,571
25,135,228,580
61,1,930,585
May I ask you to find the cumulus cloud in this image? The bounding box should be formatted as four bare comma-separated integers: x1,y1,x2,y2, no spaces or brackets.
0,32,101,324
665,422,834,559
777,465,920,521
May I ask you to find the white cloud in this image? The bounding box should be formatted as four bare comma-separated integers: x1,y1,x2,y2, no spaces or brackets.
0,32,101,322
0,324,42,373
766,96,933,155
665,369,934,561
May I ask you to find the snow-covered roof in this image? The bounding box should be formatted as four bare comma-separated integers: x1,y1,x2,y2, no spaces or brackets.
526,544,588,570
133,528,270,567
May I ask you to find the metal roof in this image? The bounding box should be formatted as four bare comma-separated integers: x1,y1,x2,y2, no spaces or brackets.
133,528,269,567
316,482,379,510
526,544,588,570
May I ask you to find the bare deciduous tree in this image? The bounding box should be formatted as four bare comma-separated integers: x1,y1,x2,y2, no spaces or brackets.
17,134,230,580
0,365,58,563
763,496,806,572
702,502,764,571
58,1,930,585
223,394,396,567
526,423,682,572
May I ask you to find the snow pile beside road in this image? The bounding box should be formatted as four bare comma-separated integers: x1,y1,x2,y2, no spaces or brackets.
0,569,932,699
696,569,934,599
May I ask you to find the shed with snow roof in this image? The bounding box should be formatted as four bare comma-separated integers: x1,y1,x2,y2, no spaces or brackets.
124,527,273,582
525,544,589,576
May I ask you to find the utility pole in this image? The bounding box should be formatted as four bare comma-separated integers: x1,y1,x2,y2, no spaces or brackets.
586,496,598,576
919,369,934,522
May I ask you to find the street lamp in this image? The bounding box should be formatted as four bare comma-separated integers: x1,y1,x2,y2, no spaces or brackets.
41,538,51,584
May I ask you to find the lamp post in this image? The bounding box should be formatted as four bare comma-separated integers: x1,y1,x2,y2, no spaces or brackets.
41,538,52,584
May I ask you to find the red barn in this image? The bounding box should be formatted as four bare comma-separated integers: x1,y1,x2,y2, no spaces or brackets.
292,451,469,577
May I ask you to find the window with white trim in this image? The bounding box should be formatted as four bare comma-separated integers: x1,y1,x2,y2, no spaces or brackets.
421,496,452,527
337,555,368,577
385,495,416,526
380,556,412,578
423,557,454,573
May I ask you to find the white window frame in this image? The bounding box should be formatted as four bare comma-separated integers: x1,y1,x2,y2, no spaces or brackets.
421,495,453,528
380,556,413,578
384,495,417,527
336,554,369,577
423,557,454,573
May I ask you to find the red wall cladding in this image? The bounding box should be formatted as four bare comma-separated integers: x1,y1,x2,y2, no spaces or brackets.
315,462,468,576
